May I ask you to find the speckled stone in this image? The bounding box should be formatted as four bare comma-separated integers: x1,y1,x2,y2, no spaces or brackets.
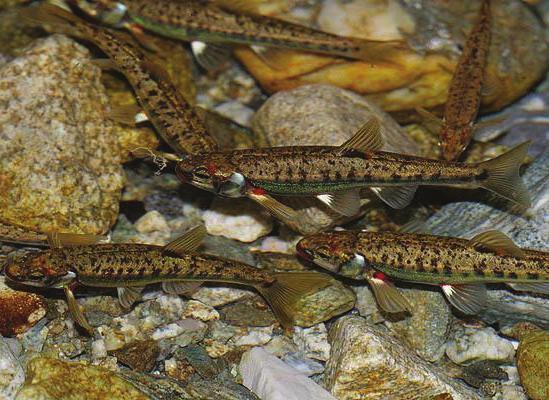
0,277,47,336
516,330,549,400
15,357,149,400
110,339,160,372
324,316,480,400
0,34,124,234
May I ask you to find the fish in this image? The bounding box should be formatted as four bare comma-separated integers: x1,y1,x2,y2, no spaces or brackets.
296,229,549,316
4,225,331,333
0,220,105,247
419,0,493,161
21,4,218,156
175,118,531,222
68,0,407,68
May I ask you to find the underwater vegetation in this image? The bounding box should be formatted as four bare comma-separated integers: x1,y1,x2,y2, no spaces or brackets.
0,1,548,399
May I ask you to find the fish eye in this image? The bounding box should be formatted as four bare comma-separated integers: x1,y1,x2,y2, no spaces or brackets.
217,172,246,198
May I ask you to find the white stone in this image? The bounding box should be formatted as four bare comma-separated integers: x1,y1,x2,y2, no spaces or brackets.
203,198,273,242
191,287,252,307
445,327,515,365
182,300,219,322
91,339,108,359
0,337,25,399
293,324,331,361
233,326,274,347
240,347,337,400
134,210,170,233
499,385,528,400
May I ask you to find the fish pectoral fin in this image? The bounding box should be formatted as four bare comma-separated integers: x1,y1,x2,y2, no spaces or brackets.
507,283,549,295
415,107,443,135
247,191,298,223
367,275,411,314
440,284,486,315
254,272,332,328
117,287,144,309
109,104,147,126
90,58,119,71
191,41,233,72
162,281,204,296
469,230,524,258
64,285,94,335
317,190,361,217
252,47,295,71
337,118,384,155
478,141,531,208
163,225,207,257
47,232,107,248
370,185,417,209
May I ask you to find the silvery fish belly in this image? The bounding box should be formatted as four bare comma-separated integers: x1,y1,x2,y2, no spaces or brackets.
296,229,549,316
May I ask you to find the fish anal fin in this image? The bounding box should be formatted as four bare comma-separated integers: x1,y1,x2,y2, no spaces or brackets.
371,185,417,209
441,284,486,315
507,283,549,295
163,225,207,257
162,281,204,296
254,272,332,328
191,41,233,72
338,118,384,155
47,232,106,248
367,273,411,314
247,191,298,223
117,287,144,309
317,190,361,217
478,141,531,208
469,230,524,257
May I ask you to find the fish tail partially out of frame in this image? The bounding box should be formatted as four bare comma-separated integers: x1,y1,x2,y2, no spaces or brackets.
255,272,332,328
478,141,531,208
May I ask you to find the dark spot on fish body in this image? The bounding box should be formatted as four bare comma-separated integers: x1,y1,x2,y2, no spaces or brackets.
507,272,518,279
493,270,504,278
527,272,540,280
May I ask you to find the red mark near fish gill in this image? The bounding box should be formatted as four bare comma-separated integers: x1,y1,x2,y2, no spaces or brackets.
373,271,388,281
206,163,217,174
251,187,267,196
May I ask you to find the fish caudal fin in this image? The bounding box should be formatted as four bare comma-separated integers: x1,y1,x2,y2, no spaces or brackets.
507,283,549,295
478,141,530,208
441,284,486,315
19,4,87,37
255,272,332,328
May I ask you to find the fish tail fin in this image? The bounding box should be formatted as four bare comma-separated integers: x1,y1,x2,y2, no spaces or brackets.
478,141,531,208
255,272,332,328
19,3,88,38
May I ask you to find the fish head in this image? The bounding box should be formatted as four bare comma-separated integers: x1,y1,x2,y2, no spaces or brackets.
176,154,248,198
296,231,366,279
68,0,128,27
4,250,74,288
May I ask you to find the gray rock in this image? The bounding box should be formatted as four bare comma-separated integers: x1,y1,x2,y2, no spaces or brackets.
0,34,124,235
324,316,480,400
423,150,549,328
252,84,421,234
445,327,515,365
0,336,25,399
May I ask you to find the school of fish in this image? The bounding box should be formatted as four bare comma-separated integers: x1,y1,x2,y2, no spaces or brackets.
2,0,547,338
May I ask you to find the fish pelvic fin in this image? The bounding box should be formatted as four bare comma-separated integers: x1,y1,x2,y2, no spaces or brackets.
255,272,332,328
507,283,549,295
20,3,88,38
478,141,531,208
441,284,486,315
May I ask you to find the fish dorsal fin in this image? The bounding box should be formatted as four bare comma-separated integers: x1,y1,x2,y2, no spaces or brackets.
370,185,417,209
163,225,207,257
469,230,524,257
441,284,486,315
47,232,106,248
338,118,384,155
191,41,233,72
317,190,361,217
210,0,266,15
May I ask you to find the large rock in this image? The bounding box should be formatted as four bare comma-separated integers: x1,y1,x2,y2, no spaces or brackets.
15,357,148,400
324,316,480,400
516,330,549,400
0,35,124,235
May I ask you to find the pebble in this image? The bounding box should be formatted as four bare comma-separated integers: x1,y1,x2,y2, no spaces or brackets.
240,347,337,400
445,327,515,365
0,34,124,234
0,336,25,399
325,316,480,399
233,326,274,347
110,339,159,372
203,198,273,242
191,287,252,308
293,324,331,362
134,210,170,233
